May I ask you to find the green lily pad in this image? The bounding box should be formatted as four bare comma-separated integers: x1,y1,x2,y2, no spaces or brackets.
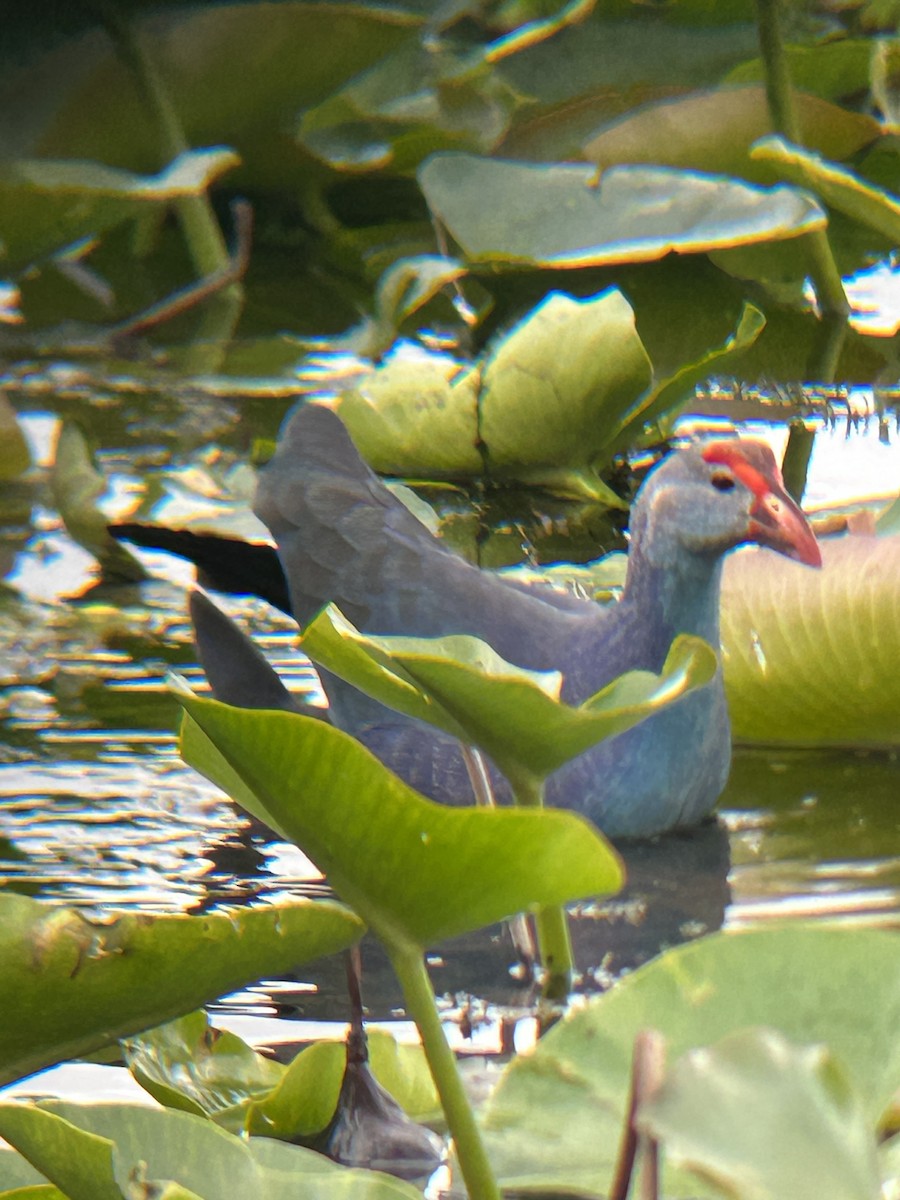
417,154,826,267
721,534,900,747
300,606,718,784
482,926,900,1195
123,1011,284,1130
0,1187,68,1199
0,894,363,1088
0,150,238,272
0,5,421,184
607,302,766,455
336,286,653,498
174,689,623,950
583,86,878,181
334,351,483,477
0,1101,421,1200
52,422,146,584
478,289,650,491
725,39,875,103
638,1028,881,1200
334,287,770,493
497,16,759,160
374,255,468,331
297,40,515,172
125,1012,439,1141
751,135,900,244
245,1042,346,1140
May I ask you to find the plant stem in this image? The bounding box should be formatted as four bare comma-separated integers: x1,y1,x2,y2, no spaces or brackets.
608,1030,667,1200
801,229,849,322
780,418,816,503
390,946,501,1200
755,0,848,379
535,901,574,1003
755,0,800,143
507,771,574,1000
94,1,243,369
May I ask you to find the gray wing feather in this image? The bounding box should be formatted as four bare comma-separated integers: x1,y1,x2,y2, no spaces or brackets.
253,404,596,665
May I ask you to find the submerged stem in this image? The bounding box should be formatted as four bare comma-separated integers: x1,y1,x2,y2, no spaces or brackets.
506,770,574,1001
390,947,501,1200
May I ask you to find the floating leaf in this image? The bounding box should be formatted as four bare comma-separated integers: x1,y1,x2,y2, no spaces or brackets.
125,1012,438,1142
0,5,421,183
175,690,623,949
482,927,900,1194
721,535,900,746
751,135,900,244
584,86,878,181
418,155,826,267
0,150,239,272
0,894,363,1088
123,1011,283,1130
334,350,483,477
638,1028,881,1200
335,287,767,493
497,17,759,159
726,40,875,103
607,302,766,455
478,289,649,501
51,422,146,584
297,40,515,171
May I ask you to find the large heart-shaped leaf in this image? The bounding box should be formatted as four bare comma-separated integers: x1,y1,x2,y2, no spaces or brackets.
175,689,622,950
334,287,651,499
482,926,900,1194
0,894,362,1088
417,155,826,267
300,606,718,783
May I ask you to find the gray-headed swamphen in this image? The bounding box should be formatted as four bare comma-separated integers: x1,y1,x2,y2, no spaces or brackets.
117,404,821,838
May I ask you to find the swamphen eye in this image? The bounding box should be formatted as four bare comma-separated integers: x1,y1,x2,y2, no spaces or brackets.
710,472,736,492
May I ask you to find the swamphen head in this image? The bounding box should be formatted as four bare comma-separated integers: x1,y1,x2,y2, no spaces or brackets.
630,439,822,571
